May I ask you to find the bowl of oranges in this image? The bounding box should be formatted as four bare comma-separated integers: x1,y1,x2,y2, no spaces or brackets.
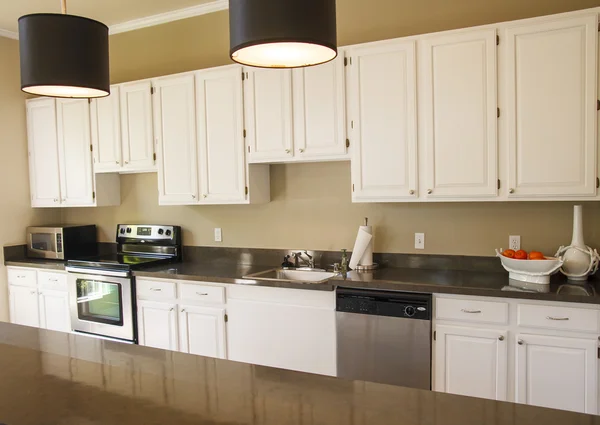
495,249,564,284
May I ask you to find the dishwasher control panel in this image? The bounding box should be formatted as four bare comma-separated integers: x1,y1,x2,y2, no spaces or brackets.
336,288,431,320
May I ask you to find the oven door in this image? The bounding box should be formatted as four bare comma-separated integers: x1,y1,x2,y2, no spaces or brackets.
66,268,135,343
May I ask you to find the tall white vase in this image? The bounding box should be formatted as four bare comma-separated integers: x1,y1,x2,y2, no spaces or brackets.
556,205,600,282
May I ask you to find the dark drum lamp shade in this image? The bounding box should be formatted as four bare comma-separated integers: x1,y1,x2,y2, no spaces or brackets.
19,14,110,98
229,0,337,68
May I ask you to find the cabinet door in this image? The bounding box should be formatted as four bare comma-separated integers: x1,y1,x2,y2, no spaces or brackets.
516,333,597,414
421,29,498,198
434,325,508,401
292,56,347,159
178,305,226,359
91,85,122,172
227,299,336,376
197,66,246,203
9,285,40,328
56,98,95,206
505,15,597,198
38,289,70,332
26,98,61,207
154,74,199,205
347,41,418,201
119,80,156,172
244,68,294,162
137,300,178,351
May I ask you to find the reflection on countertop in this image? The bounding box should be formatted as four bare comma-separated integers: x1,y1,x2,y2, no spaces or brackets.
0,322,598,425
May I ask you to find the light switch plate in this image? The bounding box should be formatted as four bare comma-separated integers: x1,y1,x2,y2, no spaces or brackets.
415,233,425,250
214,228,222,242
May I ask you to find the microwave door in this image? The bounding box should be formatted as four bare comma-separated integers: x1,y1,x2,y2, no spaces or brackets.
28,232,58,259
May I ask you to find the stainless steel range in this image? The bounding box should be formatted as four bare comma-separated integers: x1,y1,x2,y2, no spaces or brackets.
66,224,182,343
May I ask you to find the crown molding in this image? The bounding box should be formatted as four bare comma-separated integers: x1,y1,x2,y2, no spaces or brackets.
0,28,18,40
109,0,228,35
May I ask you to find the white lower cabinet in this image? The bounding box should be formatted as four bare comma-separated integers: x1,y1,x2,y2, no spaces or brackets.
9,285,40,328
516,333,598,414
178,305,226,359
38,289,71,333
434,325,508,400
137,300,179,351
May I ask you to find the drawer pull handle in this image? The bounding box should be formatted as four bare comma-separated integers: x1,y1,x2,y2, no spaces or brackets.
461,309,482,314
546,316,569,321
48,278,58,282
150,288,162,292
196,292,209,296
17,275,26,279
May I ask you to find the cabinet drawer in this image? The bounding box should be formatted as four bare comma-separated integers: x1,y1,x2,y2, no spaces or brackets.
436,297,508,324
179,283,225,304
38,271,68,291
137,279,177,300
7,268,37,288
517,304,599,333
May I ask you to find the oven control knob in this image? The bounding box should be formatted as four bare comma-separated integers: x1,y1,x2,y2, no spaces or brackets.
165,229,172,237
158,228,164,235
126,227,132,234
404,306,416,317
120,228,125,234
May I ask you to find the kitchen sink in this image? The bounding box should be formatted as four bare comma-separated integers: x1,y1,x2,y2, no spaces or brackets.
244,268,339,284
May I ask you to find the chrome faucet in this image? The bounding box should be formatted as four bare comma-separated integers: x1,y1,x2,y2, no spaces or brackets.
292,251,315,269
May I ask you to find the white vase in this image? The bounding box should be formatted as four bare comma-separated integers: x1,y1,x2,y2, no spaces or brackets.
556,205,600,282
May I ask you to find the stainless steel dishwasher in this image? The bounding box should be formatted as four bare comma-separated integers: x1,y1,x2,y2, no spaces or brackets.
336,288,432,389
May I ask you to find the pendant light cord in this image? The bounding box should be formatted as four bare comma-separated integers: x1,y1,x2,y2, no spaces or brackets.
61,0,67,14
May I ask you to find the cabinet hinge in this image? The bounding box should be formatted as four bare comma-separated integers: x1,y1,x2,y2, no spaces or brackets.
242,72,245,81
90,144,93,152
596,177,599,188
433,331,436,341
243,129,246,138
351,120,354,129
346,139,350,148
597,99,600,111
88,98,92,104
150,86,155,95
92,191,96,200
153,153,157,162
598,22,600,32
497,179,501,190
598,346,600,359
245,186,248,196
352,184,355,192
497,107,500,118
496,34,500,45
344,57,349,66
247,146,250,153
225,314,228,323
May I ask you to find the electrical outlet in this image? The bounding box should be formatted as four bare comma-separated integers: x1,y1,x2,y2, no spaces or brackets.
509,235,520,251
415,233,425,250
214,228,222,242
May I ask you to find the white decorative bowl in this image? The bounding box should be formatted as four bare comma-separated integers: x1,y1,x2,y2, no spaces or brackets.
495,249,564,284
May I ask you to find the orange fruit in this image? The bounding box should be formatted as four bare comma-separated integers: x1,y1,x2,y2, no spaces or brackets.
502,249,516,258
529,251,545,260
514,250,528,260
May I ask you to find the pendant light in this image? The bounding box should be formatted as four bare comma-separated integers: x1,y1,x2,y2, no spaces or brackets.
18,0,110,98
229,0,337,69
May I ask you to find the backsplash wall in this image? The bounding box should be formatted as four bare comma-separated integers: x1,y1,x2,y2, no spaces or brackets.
61,162,600,256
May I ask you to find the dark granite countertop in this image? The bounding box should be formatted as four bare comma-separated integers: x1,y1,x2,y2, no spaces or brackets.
5,256,599,304
0,321,597,425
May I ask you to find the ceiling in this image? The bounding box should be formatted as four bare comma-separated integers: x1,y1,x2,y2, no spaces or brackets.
0,0,222,37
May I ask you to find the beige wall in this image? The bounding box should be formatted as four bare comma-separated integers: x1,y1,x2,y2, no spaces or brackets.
64,0,600,257
0,38,61,321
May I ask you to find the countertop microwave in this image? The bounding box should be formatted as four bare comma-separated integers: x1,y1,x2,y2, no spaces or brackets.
26,225,97,260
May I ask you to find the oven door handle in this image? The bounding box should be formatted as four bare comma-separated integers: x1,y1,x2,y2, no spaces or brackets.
65,267,130,278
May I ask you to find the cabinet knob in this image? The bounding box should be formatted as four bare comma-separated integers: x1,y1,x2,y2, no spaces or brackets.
409,190,415,195
54,199,58,203
498,335,504,341
192,195,196,199
509,188,515,194
203,194,207,199
299,149,305,153
62,199,66,202
285,149,291,154
427,189,433,195
518,339,524,345
30,290,36,295
181,309,186,313
170,308,174,312
125,161,129,164
115,161,120,165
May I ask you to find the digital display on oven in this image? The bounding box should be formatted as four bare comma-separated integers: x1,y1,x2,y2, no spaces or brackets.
137,227,152,236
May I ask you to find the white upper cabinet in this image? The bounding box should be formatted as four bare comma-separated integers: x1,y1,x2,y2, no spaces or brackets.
516,333,597,414
420,29,498,198
504,14,598,198
120,80,156,172
56,99,95,206
178,305,227,359
154,74,199,205
434,325,508,401
292,57,348,160
91,85,122,172
244,68,294,162
347,40,418,201
26,98,61,207
196,66,247,203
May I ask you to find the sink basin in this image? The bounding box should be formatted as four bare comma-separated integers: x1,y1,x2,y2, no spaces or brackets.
244,268,339,284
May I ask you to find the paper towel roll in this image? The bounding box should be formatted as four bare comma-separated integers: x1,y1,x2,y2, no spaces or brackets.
349,225,373,270
359,226,374,267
